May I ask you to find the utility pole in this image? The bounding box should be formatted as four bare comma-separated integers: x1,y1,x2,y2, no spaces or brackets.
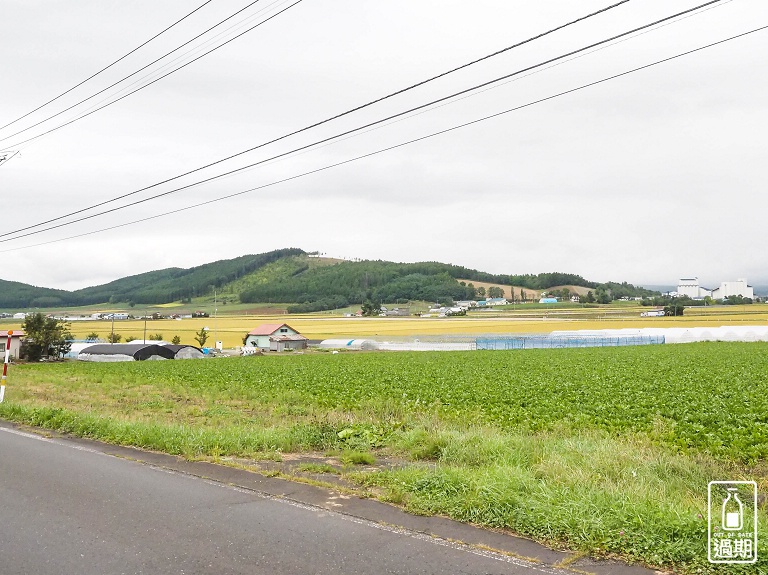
0,330,13,403
214,288,218,350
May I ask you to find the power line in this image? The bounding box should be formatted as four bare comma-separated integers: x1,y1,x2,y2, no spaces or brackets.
0,0,215,132
0,0,632,237
0,0,722,242
0,151,20,167
5,23,763,255
0,0,297,145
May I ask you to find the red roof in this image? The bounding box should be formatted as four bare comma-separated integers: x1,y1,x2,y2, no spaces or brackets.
0,330,25,338
247,323,297,336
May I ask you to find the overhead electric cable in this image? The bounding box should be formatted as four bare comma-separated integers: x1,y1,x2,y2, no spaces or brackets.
0,150,20,167
0,0,215,132
4,23,763,255
0,0,632,236
0,0,296,145
283,0,734,167
0,0,723,242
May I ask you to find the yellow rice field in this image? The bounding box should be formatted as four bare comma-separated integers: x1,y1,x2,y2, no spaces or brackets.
2,305,767,349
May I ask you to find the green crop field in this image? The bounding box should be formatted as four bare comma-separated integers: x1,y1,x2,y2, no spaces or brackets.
1,342,766,573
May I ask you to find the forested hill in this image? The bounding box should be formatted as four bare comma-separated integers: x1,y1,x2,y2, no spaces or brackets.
0,278,75,309
0,248,304,308
239,258,658,312
0,248,657,309
73,248,303,304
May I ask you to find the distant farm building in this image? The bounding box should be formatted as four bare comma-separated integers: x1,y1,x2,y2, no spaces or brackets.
78,343,204,362
382,306,410,317
244,323,308,351
102,312,129,320
476,298,507,307
539,298,558,304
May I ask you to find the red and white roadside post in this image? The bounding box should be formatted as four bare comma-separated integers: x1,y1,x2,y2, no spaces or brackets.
0,330,12,403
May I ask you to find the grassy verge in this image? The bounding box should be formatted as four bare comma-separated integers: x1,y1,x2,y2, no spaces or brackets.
1,343,767,573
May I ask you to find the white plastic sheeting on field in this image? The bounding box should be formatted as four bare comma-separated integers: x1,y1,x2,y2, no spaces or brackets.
318,339,380,351
550,326,768,344
317,339,473,352
377,341,474,352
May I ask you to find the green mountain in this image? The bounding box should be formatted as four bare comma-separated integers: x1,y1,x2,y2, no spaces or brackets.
73,248,303,305
0,248,303,308
0,248,657,310
0,278,75,309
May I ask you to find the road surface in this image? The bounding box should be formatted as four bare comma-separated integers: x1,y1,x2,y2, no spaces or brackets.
0,425,564,575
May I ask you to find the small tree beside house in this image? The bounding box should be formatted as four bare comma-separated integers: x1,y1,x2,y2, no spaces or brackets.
20,313,73,361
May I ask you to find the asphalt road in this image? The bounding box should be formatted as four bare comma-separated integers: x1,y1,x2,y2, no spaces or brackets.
0,426,559,575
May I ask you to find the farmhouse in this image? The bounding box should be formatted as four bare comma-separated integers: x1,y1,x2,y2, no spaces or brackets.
244,323,308,351
0,330,25,359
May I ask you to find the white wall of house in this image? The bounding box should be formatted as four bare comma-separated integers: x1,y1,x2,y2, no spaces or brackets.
0,336,23,358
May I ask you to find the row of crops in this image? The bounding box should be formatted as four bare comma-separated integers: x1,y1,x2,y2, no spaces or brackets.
7,341,767,463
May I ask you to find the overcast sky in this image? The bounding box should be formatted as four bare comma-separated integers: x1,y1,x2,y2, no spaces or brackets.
2,0,766,291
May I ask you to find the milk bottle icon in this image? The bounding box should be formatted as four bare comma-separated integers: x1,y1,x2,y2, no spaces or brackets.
722,487,743,531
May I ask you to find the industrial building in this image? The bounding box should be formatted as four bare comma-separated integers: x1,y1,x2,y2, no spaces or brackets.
675,277,753,300
676,278,712,299
711,279,753,300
